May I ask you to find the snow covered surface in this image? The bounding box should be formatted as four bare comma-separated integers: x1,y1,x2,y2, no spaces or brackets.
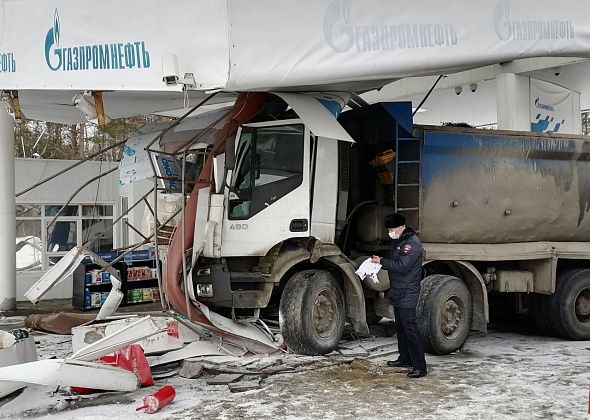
1,315,589,419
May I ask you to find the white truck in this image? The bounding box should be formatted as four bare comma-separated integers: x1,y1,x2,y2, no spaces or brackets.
163,95,590,355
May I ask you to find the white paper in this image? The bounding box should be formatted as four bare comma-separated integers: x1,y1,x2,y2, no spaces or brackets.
355,258,382,283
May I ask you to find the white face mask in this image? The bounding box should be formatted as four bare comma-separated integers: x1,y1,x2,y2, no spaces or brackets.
388,231,400,240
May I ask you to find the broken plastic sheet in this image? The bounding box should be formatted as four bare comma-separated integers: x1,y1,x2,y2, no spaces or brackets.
0,359,139,392
95,276,124,320
147,340,229,367
0,331,38,398
118,126,159,186
189,300,278,353
24,246,86,304
71,316,198,355
119,106,233,187
160,106,234,153
71,316,164,362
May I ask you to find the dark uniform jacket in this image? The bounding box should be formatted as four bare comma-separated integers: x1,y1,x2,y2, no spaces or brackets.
381,226,423,309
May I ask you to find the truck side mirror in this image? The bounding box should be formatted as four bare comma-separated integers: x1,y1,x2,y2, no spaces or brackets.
225,136,236,170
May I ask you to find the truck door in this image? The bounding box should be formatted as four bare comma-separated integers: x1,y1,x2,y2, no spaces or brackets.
221,119,311,256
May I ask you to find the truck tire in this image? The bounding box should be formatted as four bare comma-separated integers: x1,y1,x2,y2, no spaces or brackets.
279,269,345,355
547,269,590,340
417,274,472,355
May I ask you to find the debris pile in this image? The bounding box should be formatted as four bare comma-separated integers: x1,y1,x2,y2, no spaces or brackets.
0,311,395,415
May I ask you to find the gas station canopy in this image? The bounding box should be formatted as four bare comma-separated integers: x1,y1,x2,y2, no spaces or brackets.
1,0,590,122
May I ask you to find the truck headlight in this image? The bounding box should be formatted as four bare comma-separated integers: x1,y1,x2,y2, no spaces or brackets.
196,283,214,298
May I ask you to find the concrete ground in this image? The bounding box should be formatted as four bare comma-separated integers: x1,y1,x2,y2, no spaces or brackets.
1,301,589,420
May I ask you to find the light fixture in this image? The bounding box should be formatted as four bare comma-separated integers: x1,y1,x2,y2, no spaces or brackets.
73,91,111,127
469,83,478,93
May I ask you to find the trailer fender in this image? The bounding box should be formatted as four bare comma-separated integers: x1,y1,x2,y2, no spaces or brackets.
424,260,489,333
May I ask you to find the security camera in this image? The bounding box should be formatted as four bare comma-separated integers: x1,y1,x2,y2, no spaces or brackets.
32,153,41,159
162,53,197,88
554,71,561,77
554,67,561,77
162,53,180,86
455,86,462,95
469,83,478,93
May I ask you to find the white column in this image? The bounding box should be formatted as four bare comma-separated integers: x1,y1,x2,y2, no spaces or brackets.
496,73,531,131
0,110,15,311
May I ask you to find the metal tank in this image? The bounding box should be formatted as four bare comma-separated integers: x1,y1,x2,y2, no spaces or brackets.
354,203,395,244
406,126,590,243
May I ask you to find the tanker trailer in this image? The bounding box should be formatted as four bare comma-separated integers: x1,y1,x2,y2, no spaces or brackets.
340,103,590,354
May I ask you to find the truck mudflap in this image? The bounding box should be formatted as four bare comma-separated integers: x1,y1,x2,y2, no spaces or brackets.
163,92,280,354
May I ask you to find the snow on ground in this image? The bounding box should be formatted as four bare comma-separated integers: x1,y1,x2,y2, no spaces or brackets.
1,315,589,420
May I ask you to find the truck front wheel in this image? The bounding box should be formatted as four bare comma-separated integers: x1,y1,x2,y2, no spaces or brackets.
279,269,345,355
548,269,590,340
417,274,472,355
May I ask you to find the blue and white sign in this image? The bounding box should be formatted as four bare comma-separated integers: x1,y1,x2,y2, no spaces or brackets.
44,9,151,72
0,1,590,94
0,0,229,91
530,78,578,134
154,155,183,193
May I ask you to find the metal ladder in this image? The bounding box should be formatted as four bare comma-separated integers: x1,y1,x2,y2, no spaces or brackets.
394,124,422,230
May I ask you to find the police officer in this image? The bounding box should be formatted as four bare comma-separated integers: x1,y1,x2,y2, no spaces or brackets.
371,213,427,378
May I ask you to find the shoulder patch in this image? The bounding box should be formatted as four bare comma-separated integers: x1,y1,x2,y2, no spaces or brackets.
402,244,412,254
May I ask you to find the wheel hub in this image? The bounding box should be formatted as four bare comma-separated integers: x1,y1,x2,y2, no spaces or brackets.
575,288,590,323
313,291,336,336
441,298,462,337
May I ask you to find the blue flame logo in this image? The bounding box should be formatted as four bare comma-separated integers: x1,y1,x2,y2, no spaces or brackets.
323,0,354,52
53,9,60,47
44,8,62,71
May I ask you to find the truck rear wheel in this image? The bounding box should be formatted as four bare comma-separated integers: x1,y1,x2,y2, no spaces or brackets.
548,269,590,340
417,274,472,355
279,269,345,355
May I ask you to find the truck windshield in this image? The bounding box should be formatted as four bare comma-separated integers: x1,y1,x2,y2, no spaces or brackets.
230,124,304,219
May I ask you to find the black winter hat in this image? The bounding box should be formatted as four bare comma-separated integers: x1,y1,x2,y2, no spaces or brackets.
384,213,406,228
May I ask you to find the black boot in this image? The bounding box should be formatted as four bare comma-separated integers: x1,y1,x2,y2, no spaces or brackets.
407,368,427,378
386,360,412,368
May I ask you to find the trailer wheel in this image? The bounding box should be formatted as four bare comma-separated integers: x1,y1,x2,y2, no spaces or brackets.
417,274,472,355
548,269,590,340
279,269,345,355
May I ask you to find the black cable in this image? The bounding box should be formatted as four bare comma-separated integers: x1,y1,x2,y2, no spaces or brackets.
412,74,445,117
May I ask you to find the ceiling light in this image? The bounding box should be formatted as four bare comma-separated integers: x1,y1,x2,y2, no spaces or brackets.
73,92,111,126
